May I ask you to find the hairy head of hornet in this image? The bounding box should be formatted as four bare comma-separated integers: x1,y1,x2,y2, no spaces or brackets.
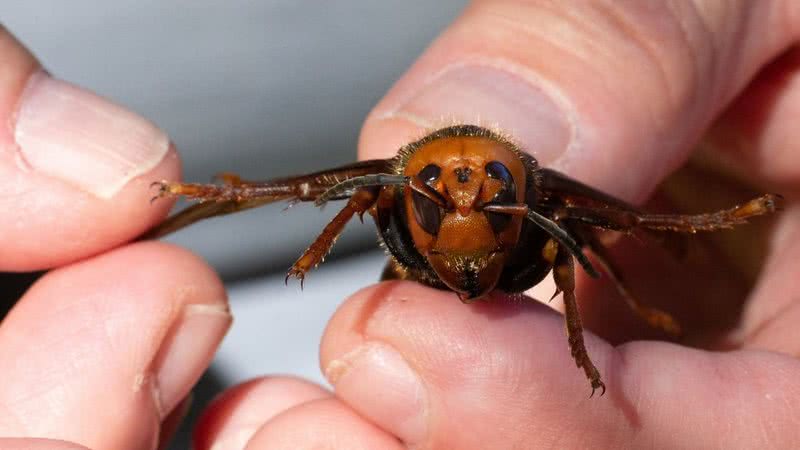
397,127,527,300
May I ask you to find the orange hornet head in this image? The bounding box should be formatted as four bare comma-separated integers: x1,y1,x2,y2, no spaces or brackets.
400,126,529,300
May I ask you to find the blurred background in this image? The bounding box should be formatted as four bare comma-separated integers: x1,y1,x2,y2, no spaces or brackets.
2,1,467,447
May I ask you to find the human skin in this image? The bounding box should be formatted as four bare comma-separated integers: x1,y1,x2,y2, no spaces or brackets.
2,1,800,449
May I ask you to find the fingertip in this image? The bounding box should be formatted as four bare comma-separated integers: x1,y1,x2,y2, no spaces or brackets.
0,138,182,271
357,115,426,160
244,398,404,450
193,377,330,450
320,280,613,447
23,240,225,311
320,281,422,370
0,26,39,130
0,439,91,450
321,280,569,372
0,241,228,448
0,32,182,270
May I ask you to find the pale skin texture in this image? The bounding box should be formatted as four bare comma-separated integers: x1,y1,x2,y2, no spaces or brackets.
3,0,800,448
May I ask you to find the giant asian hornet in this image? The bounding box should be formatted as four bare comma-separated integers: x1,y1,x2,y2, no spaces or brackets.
148,124,780,395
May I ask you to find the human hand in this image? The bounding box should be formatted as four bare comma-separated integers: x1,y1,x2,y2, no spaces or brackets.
0,27,230,449
194,1,800,449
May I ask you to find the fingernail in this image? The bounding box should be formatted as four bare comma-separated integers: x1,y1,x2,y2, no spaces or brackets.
325,342,428,444
156,303,232,418
14,71,169,198
383,64,574,163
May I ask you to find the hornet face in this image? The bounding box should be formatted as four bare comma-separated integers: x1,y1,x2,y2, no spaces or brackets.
402,135,527,300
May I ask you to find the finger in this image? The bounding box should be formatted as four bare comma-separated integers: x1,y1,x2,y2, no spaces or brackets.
359,0,799,201
0,26,179,271
245,398,404,450
320,281,800,449
357,0,798,343
702,46,800,190
580,46,800,345
741,204,800,355
572,165,779,346
194,376,330,450
0,439,90,450
675,30,800,356
0,242,230,449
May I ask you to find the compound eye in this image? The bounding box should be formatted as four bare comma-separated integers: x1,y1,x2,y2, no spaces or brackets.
484,161,517,233
412,164,443,235
418,164,441,185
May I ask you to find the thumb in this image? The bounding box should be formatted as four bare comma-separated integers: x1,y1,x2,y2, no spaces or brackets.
0,26,178,270
338,1,800,448
358,0,799,202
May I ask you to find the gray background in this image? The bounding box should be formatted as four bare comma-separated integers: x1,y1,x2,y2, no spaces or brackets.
5,0,466,279
2,1,467,448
